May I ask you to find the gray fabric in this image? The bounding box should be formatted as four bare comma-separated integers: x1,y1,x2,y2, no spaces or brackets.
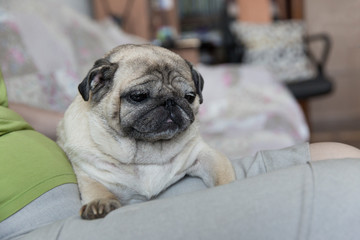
233,142,311,179
0,184,81,240
3,143,310,239
158,143,310,199
11,158,360,240
309,159,360,239
8,142,360,239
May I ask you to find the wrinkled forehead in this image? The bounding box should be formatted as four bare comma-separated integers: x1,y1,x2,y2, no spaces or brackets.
111,46,188,69
108,45,192,84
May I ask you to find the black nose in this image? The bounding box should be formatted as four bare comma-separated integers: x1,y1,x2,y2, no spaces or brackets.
164,98,176,109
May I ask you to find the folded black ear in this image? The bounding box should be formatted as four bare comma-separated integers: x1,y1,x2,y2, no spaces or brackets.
186,61,204,104
78,58,118,101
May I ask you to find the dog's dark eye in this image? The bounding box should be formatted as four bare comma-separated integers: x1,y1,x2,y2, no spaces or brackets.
129,92,148,102
184,92,196,104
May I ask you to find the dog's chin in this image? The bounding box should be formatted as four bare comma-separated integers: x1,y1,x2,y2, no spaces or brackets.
133,127,179,142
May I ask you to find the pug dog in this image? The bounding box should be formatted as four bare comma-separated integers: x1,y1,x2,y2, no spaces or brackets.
57,44,235,220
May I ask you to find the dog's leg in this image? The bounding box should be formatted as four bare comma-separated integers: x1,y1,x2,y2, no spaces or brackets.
75,169,121,219
187,144,235,187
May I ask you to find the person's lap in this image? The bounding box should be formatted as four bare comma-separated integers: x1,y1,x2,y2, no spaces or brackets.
6,144,360,240
0,184,81,240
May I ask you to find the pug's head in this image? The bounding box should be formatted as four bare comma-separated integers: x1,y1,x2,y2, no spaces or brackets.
78,44,204,142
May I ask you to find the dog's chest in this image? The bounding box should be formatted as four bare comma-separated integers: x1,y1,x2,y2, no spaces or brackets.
131,164,186,202
99,146,199,204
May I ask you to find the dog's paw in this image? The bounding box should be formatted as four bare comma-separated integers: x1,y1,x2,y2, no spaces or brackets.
80,198,121,220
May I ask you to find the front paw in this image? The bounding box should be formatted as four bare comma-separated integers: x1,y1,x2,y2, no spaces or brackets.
80,198,121,219
215,171,235,186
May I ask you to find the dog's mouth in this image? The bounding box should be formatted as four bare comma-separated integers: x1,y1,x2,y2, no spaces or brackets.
127,103,194,141
133,110,180,134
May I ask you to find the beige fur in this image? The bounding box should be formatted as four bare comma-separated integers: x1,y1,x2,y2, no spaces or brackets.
57,44,235,219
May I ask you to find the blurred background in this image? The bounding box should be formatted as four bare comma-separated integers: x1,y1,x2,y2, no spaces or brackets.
91,0,360,147
0,0,359,155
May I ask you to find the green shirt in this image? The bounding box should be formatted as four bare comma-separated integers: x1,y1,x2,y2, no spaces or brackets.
0,71,77,222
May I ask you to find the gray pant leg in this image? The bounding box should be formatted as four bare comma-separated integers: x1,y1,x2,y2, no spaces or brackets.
2,143,308,235
309,159,360,240
158,143,310,199
14,158,360,240
1,184,81,240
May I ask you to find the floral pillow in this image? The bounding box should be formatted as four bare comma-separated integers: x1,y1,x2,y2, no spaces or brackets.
0,1,146,112
0,10,37,78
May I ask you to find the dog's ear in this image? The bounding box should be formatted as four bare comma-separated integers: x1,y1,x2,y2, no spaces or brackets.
78,58,118,101
186,61,204,104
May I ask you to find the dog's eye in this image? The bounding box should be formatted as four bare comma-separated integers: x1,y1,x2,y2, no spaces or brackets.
129,92,148,102
184,92,196,104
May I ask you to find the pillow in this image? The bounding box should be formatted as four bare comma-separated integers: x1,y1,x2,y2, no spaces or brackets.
0,1,147,112
231,20,315,83
0,10,38,79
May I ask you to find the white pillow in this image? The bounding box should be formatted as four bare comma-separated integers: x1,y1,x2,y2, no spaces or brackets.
231,21,315,83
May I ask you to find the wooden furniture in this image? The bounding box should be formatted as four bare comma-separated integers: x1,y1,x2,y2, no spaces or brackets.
93,0,152,39
236,0,272,23
93,0,179,40
92,0,200,63
236,0,303,21
170,38,201,64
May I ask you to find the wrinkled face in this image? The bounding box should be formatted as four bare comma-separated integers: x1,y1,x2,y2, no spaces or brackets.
78,44,204,142
119,67,198,141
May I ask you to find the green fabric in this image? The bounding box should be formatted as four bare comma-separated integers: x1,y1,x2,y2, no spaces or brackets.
0,71,8,108
0,72,77,222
